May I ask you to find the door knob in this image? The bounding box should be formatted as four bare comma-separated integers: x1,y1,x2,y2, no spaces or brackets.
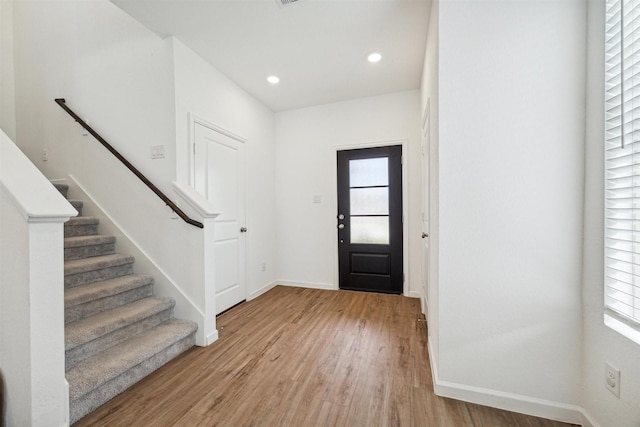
337,214,345,220
240,227,247,233
422,232,428,238
338,224,345,229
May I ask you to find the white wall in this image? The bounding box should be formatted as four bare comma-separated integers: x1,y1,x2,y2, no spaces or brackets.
13,0,176,187
0,0,16,140
581,1,640,426
434,0,585,421
275,91,421,296
172,38,277,300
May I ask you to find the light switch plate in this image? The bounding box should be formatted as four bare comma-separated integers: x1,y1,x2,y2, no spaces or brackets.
151,145,165,159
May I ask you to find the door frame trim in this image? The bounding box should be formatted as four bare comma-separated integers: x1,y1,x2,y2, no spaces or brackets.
421,98,431,315
188,113,247,189
331,139,409,296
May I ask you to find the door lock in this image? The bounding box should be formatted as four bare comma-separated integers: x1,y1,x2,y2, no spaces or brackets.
337,214,345,220
338,224,345,229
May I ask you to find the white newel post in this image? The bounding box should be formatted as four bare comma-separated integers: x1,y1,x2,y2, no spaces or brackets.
0,129,77,427
201,213,218,345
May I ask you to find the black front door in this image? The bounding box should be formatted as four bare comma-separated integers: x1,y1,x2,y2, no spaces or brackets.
337,145,403,294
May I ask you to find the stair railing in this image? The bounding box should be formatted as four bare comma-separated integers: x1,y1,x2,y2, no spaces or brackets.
54,98,203,228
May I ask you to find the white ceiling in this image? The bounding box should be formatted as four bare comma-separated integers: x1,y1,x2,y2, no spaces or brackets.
111,0,431,112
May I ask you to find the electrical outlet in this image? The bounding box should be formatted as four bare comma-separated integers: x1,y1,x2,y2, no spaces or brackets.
605,362,621,398
261,262,266,272
42,149,48,162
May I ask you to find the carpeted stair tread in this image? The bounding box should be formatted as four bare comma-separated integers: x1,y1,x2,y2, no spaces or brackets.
64,235,116,249
65,274,154,309
65,297,175,351
64,235,117,261
65,216,100,238
66,216,99,226
67,318,197,401
64,254,134,276
69,328,195,424
64,274,155,324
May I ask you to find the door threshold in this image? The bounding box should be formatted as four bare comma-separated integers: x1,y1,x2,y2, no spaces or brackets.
217,300,247,316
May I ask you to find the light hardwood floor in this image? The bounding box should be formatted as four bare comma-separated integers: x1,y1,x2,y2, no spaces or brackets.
74,286,578,427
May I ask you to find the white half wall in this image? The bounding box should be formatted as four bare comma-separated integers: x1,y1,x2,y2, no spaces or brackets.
434,0,585,421
275,91,421,296
581,1,640,426
1,129,76,427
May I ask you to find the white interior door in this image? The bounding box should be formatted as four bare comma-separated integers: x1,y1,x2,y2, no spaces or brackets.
193,122,246,314
421,104,430,315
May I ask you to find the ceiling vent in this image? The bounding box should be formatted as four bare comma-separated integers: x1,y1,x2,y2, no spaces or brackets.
275,0,305,8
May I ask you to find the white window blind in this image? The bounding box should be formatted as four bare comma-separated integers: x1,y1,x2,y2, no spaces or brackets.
605,0,640,325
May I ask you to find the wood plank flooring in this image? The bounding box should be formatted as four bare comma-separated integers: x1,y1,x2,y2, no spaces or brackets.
74,286,578,427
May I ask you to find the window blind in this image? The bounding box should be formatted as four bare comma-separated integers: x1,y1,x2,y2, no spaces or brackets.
605,0,640,325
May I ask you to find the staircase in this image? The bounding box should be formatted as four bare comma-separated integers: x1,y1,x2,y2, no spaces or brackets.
55,183,198,424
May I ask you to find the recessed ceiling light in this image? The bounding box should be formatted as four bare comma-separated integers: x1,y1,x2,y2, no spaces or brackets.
267,75,280,84
367,52,382,63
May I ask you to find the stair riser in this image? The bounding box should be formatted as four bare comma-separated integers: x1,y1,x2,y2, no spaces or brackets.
65,224,99,238
69,201,83,216
69,331,196,424
65,264,134,288
66,308,174,370
65,284,154,324
65,243,116,261
54,184,69,198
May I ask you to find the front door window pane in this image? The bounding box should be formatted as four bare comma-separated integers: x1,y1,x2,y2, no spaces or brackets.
349,158,388,187
350,187,389,215
351,216,390,244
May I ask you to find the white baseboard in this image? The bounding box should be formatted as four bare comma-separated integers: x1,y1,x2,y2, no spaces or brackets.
407,290,422,299
63,378,70,427
421,297,428,316
578,410,601,427
278,280,337,291
248,281,277,300
427,339,589,426
205,330,219,346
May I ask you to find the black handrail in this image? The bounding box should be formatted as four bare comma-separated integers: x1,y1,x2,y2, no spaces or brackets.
55,98,204,229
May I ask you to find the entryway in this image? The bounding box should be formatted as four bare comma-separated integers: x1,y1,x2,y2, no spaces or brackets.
336,145,403,294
